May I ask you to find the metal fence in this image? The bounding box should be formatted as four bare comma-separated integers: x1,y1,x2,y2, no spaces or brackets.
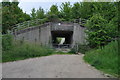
52,44,71,48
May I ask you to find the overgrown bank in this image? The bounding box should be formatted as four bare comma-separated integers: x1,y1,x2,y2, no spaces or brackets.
2,34,73,63
84,41,119,77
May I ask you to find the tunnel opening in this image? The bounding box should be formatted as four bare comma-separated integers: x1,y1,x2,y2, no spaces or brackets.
51,31,73,48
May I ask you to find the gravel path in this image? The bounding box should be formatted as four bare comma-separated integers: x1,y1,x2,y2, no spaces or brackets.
2,54,107,78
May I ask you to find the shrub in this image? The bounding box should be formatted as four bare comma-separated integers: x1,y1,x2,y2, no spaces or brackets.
68,48,76,54
47,14,59,22
85,13,112,48
69,44,91,54
84,41,118,77
78,44,91,54
2,34,13,51
2,42,54,62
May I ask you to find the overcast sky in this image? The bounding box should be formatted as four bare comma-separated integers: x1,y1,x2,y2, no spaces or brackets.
1,0,117,14
18,2,74,14
18,0,82,14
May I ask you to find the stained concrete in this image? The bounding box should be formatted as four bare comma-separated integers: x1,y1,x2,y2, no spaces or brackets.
13,22,86,48
2,54,107,78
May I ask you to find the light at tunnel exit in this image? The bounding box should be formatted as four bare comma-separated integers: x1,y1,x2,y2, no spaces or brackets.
59,38,65,44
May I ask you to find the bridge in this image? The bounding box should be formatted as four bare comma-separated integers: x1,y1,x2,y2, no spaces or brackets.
12,21,86,48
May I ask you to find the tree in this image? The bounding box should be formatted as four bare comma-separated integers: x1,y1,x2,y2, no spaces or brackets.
60,2,72,21
49,4,59,16
36,7,45,19
2,1,19,33
71,2,81,19
79,2,94,19
46,4,59,22
85,14,111,48
30,8,36,19
2,0,31,34
22,13,31,21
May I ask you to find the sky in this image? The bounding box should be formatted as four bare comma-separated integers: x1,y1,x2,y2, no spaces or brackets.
18,0,81,14
18,2,74,14
1,0,117,14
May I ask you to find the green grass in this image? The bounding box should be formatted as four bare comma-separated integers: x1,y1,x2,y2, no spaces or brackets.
84,41,119,77
2,41,55,62
2,40,74,63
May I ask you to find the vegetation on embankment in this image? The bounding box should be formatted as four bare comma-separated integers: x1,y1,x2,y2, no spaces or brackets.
2,34,73,63
2,35,53,62
84,41,119,77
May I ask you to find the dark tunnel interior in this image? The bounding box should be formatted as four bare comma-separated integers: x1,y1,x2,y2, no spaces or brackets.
51,31,73,48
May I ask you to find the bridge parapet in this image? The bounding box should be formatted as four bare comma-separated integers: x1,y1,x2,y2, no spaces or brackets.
12,22,50,35
51,22,74,31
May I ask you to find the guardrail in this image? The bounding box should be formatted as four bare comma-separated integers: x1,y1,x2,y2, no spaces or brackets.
11,19,47,33
53,44,71,48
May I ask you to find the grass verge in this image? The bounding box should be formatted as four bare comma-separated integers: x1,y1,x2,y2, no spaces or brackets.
2,34,74,63
84,41,119,77
2,42,54,62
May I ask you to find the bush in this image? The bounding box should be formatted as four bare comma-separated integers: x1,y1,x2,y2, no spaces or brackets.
85,14,112,48
78,44,91,54
47,14,59,22
69,44,91,54
2,36,74,62
2,42,54,62
68,48,76,54
2,34,13,51
60,18,66,22
84,41,119,77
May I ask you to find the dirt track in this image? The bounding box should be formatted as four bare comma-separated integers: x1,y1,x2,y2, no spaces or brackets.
2,54,107,78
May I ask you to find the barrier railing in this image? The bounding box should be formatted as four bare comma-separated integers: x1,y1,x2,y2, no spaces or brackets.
53,44,71,48
11,19,47,33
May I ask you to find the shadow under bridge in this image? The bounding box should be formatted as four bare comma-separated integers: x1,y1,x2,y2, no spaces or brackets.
51,31,73,48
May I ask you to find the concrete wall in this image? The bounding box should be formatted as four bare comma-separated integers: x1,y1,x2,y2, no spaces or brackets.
13,22,86,48
14,23,52,46
51,22,74,31
72,23,86,47
39,25,52,46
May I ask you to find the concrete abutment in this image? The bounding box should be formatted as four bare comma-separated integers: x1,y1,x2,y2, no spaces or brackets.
13,22,86,49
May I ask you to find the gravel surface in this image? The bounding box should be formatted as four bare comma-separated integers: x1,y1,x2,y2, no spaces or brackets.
2,54,107,78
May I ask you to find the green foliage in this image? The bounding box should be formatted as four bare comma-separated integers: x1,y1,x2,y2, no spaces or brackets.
30,8,37,19
47,14,59,22
36,7,45,19
39,18,48,24
71,2,81,19
46,5,60,22
2,40,74,62
84,41,118,77
78,44,91,54
2,41,54,62
2,35,74,63
68,48,76,54
2,1,31,34
2,34,13,51
60,2,72,21
2,2,118,35
59,18,66,21
79,2,93,19
56,37,62,44
85,14,112,48
49,4,59,16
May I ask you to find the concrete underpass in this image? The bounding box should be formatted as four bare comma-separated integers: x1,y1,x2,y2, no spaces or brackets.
14,22,86,49
51,31,73,48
